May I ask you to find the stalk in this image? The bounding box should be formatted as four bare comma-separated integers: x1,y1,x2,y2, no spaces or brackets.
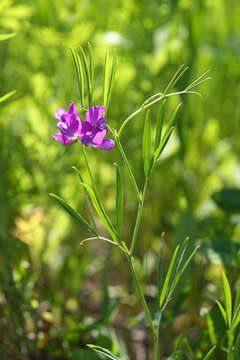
228,330,234,360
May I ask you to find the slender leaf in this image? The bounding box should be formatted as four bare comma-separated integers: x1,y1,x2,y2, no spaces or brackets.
80,46,91,107
159,244,180,308
103,50,110,106
114,163,123,236
0,33,16,41
157,233,165,303
50,193,96,235
105,49,117,112
88,42,94,96
203,346,216,360
0,90,16,104
143,110,153,176
72,166,98,234
165,103,182,135
154,99,166,150
216,300,227,326
222,270,232,327
234,281,240,313
167,245,200,301
154,126,175,162
87,345,121,360
70,48,84,108
80,183,118,242
231,300,240,330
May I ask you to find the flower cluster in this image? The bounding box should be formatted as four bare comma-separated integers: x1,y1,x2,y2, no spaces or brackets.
52,102,115,150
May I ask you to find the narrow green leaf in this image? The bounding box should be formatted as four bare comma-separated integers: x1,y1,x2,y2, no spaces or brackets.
88,42,94,98
80,183,118,242
231,305,240,330
234,281,240,313
159,244,180,308
80,47,91,107
105,49,117,112
0,33,16,41
221,270,232,328
154,99,166,151
0,90,16,104
165,103,182,135
143,110,153,176
87,345,121,360
49,193,96,235
203,346,216,360
103,50,110,106
216,300,227,326
174,237,189,276
114,163,123,237
154,126,175,162
70,48,84,108
157,233,165,304
72,166,98,234
167,245,200,301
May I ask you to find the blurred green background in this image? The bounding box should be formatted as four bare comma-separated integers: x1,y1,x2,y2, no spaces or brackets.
1,0,240,359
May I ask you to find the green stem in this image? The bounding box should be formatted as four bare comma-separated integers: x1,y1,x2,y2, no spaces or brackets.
128,255,159,359
130,177,148,255
228,330,234,360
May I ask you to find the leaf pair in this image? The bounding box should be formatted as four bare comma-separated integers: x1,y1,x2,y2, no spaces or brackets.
158,236,199,309
71,43,94,109
142,101,182,177
216,270,240,331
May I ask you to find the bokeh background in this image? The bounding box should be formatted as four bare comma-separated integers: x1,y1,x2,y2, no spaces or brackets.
1,0,240,359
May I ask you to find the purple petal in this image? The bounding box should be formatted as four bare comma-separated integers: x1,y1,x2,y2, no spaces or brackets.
91,129,108,147
99,139,115,151
68,101,79,117
69,114,80,134
55,108,67,121
52,133,73,146
81,135,92,146
96,117,107,131
81,121,92,135
85,106,106,125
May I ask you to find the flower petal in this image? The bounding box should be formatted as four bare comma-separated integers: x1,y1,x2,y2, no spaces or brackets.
99,139,115,151
52,133,73,146
55,108,67,121
91,128,108,147
69,114,80,134
68,101,79,116
81,135,92,146
81,121,92,135
85,106,106,125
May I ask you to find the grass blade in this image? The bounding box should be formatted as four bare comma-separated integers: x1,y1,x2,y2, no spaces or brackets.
80,46,91,107
114,163,123,237
50,193,96,235
105,49,117,112
143,110,153,176
203,346,216,360
88,42,94,100
0,90,16,104
0,33,16,41
159,244,180,308
221,270,232,328
87,345,121,360
70,48,84,108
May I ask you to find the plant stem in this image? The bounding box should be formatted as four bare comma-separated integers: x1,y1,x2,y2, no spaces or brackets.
127,254,159,359
228,330,234,360
130,177,148,255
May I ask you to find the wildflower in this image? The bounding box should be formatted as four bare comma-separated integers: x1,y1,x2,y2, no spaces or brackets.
52,102,82,145
81,106,115,150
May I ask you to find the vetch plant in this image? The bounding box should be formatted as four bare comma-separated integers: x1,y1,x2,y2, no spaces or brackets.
50,43,210,359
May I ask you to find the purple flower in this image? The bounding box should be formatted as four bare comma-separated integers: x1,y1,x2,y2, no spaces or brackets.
81,106,115,150
52,102,82,145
